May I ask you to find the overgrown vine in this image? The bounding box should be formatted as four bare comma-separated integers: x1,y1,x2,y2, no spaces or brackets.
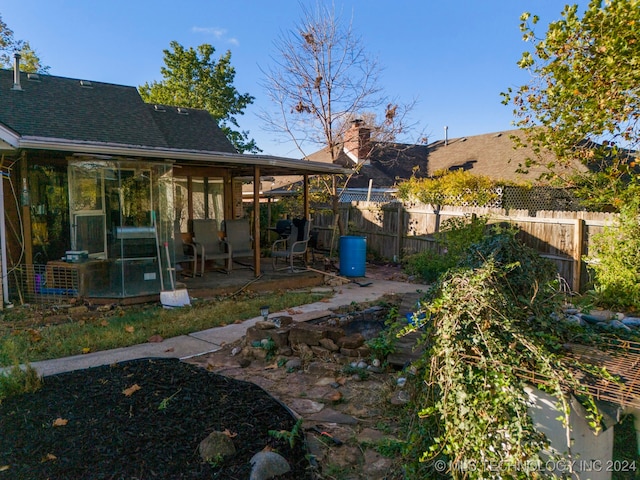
401,228,609,479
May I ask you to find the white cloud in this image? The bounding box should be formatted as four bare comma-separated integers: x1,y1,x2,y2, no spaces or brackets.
192,26,239,46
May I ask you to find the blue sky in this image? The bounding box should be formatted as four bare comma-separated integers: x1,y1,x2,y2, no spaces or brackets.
2,1,588,157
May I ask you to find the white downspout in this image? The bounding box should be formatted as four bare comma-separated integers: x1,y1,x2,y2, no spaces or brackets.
0,169,11,308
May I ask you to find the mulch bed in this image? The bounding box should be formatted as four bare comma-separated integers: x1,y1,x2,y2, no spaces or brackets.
0,358,312,479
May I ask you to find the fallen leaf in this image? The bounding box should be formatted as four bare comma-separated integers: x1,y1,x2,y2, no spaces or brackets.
52,418,68,427
81,347,91,354
164,347,175,353
124,325,135,333
27,328,42,342
123,384,141,396
264,362,279,370
222,428,237,438
100,319,109,327
41,453,57,462
147,334,164,343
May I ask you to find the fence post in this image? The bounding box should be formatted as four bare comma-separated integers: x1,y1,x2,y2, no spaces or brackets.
434,205,441,233
573,218,585,292
395,203,403,262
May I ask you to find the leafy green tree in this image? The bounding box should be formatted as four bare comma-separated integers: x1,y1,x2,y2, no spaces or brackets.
139,41,258,153
501,0,640,211
0,14,48,73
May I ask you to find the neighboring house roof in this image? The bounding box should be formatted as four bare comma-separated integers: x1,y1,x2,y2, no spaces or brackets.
0,66,348,177
305,142,431,188
299,123,590,190
423,129,574,183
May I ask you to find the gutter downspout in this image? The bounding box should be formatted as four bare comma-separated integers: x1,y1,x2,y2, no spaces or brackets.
0,156,11,308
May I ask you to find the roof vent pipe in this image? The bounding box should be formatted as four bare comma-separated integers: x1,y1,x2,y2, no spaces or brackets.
444,125,448,146
12,53,22,91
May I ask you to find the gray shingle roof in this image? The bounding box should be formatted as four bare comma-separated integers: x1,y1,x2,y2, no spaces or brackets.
0,69,236,153
145,104,236,153
305,129,590,188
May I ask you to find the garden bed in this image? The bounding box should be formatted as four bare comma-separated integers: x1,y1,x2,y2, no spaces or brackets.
0,358,312,479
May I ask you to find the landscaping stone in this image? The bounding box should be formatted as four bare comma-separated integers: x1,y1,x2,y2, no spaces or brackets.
337,333,365,349
255,320,276,330
284,357,301,370
357,427,387,444
623,317,640,327
311,345,332,359
289,398,325,415
288,323,327,346
362,448,394,480
308,408,358,425
249,450,290,480
390,390,410,405
198,430,237,462
319,337,340,351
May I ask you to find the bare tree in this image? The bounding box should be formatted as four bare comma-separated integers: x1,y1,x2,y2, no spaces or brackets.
259,2,416,234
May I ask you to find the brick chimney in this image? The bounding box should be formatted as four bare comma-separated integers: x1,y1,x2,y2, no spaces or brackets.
344,119,372,164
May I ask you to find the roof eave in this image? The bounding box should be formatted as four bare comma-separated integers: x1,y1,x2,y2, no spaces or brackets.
16,136,351,175
0,124,19,150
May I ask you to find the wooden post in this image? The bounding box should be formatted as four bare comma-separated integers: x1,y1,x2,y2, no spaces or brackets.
253,165,261,277
395,202,403,263
187,176,194,223
223,172,233,221
573,218,585,293
303,174,310,220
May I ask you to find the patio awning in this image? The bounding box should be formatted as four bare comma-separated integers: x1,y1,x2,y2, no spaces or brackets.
4,136,351,177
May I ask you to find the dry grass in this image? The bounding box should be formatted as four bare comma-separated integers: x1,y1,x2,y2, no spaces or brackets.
0,290,329,365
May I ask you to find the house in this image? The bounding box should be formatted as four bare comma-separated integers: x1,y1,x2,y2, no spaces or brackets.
0,54,346,303
296,120,595,208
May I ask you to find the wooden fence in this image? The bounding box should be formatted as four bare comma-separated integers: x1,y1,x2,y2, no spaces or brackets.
312,202,619,293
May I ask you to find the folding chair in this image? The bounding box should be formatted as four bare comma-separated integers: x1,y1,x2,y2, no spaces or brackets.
191,219,232,275
271,218,311,272
173,220,197,278
222,218,255,269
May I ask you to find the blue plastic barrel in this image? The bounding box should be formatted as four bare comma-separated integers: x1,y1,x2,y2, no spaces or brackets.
339,235,366,277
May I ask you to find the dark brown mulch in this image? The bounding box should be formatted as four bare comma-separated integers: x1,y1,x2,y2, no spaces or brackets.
0,358,312,479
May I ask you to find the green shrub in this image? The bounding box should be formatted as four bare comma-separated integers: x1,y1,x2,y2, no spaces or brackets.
403,214,488,282
0,340,42,403
366,306,400,361
396,170,502,207
584,201,640,311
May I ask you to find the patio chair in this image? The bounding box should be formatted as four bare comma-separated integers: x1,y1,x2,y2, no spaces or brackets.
271,218,311,272
191,219,232,275
173,220,198,278
222,218,254,269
